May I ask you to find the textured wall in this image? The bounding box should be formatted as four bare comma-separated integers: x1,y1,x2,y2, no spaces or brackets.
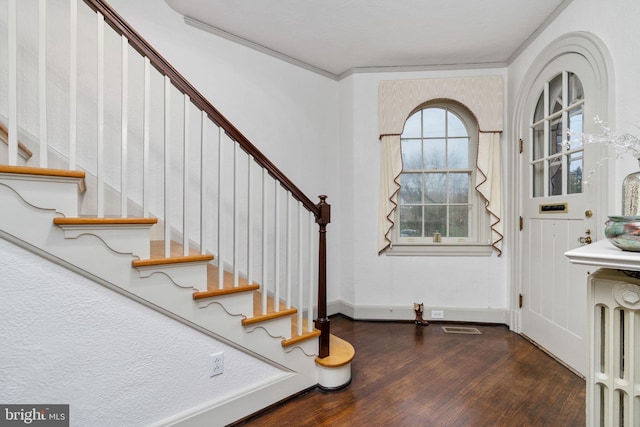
0,238,284,426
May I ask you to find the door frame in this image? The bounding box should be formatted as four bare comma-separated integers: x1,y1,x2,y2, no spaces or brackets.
509,32,614,334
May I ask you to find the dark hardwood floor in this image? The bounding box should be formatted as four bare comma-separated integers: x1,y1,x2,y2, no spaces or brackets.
236,315,585,427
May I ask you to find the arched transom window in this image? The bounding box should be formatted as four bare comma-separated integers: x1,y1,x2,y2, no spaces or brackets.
531,72,584,197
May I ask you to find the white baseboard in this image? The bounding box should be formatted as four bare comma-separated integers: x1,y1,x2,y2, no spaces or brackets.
156,373,313,427
327,299,508,325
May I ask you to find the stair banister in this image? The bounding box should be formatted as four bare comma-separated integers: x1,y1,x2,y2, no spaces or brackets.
316,196,331,358
81,0,331,355
82,0,319,217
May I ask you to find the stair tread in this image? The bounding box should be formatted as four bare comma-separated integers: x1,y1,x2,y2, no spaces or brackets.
132,240,214,267
193,264,260,299
0,164,85,179
54,217,158,225
282,326,321,347
0,165,87,193
242,306,297,326
315,334,355,368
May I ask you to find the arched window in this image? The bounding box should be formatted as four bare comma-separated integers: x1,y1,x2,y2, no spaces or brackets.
395,101,489,250
378,76,503,256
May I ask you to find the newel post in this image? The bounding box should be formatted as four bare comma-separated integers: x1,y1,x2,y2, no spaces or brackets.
315,195,331,358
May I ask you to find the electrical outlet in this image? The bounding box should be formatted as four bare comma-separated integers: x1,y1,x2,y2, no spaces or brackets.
210,352,224,377
431,310,444,319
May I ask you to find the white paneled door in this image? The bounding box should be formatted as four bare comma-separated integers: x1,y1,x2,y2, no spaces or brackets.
520,53,599,376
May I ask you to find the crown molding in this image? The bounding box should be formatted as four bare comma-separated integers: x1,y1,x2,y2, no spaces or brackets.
184,16,340,80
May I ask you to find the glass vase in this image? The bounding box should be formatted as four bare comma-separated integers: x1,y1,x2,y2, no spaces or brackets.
622,162,640,216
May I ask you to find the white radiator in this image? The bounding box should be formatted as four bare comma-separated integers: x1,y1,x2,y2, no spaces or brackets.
589,269,640,426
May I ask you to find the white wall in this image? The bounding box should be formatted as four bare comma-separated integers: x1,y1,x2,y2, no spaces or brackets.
0,238,285,427
337,68,510,321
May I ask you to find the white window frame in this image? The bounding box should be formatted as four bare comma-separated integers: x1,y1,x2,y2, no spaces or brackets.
387,101,491,256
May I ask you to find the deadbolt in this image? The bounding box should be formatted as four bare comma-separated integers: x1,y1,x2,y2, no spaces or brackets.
579,229,592,245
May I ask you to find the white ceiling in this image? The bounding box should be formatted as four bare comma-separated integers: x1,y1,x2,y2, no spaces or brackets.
165,0,572,78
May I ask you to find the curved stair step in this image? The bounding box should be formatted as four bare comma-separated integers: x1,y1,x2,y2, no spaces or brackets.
53,217,157,258
315,334,355,390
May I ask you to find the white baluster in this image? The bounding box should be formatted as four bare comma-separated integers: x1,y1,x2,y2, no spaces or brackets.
8,0,17,166
286,194,292,309
200,111,207,254
274,182,280,312
247,155,253,284
233,142,239,287
261,168,268,315
298,201,304,336
217,126,224,289
39,0,47,167
308,210,314,332
163,76,171,257
121,35,128,217
142,58,150,218
183,94,190,256
96,13,105,217
69,0,77,170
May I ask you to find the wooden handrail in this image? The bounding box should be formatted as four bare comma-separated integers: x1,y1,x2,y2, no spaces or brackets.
82,0,320,218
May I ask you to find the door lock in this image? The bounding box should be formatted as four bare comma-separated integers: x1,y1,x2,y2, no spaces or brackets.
579,229,592,245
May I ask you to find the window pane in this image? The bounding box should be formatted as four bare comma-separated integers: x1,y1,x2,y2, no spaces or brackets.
447,111,467,137
532,123,545,160
568,106,583,149
399,173,422,204
448,138,469,168
424,173,446,203
423,139,446,169
548,73,563,114
549,117,563,156
533,92,544,123
549,158,563,196
402,111,421,138
568,72,584,104
449,173,470,203
424,205,446,237
568,152,583,194
449,205,469,237
423,108,446,137
399,205,422,237
533,162,544,197
401,139,422,170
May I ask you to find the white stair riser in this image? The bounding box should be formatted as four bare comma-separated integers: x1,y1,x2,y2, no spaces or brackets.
57,224,153,259
244,316,294,340
196,293,255,317
135,262,209,292
0,174,81,217
284,337,319,356
317,363,352,390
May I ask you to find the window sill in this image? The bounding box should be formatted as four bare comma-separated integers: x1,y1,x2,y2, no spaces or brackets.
385,243,494,257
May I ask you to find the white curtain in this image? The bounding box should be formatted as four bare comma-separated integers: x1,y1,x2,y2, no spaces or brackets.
378,76,504,254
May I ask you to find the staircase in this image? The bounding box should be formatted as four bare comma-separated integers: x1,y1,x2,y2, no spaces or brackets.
0,0,353,425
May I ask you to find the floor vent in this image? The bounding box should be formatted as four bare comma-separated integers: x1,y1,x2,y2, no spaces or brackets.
442,326,482,335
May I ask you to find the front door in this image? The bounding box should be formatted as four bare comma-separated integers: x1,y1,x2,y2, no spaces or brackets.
520,53,599,376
